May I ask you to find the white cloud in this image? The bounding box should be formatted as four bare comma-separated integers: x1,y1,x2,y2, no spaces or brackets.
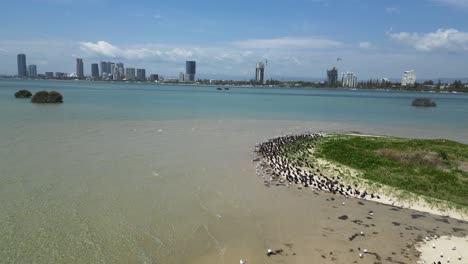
385,7,400,14
388,28,468,51
233,37,342,49
432,0,468,8
79,41,193,60
359,42,372,49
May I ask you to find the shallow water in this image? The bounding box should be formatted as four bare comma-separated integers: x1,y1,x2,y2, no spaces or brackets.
1,79,468,263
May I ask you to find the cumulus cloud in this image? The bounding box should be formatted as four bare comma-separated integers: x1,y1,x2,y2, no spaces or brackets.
388,28,468,51
79,41,192,60
359,42,372,49
233,37,342,49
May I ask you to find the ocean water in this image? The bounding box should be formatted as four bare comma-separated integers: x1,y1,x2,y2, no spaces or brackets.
0,79,467,263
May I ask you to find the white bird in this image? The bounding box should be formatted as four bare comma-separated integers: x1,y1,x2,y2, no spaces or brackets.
425,236,430,241
363,249,368,253
240,260,246,264
440,252,443,258
458,256,462,260
342,202,345,205
432,243,436,248
452,245,456,250
447,257,450,263
359,253,363,258
369,212,374,216
360,231,364,236
267,249,273,254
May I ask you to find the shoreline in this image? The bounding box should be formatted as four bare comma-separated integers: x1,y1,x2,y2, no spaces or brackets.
254,133,468,221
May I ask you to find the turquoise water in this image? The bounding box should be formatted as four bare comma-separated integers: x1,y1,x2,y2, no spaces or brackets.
1,79,467,133
1,79,468,263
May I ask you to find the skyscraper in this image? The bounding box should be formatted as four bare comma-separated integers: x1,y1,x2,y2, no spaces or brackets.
136,69,146,81
185,61,196,82
100,61,108,77
28,65,37,78
91,63,99,79
255,62,265,82
327,67,338,86
401,70,416,86
341,72,358,88
150,74,159,82
125,68,136,80
76,58,84,78
17,54,27,77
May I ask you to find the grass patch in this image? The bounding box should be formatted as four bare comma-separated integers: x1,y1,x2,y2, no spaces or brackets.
311,135,468,208
281,134,468,209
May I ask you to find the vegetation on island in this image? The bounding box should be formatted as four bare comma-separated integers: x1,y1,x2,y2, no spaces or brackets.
31,91,63,103
14,89,32,98
412,98,437,107
283,135,468,209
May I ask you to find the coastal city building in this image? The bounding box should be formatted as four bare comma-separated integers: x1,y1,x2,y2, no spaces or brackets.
91,63,99,79
341,72,358,88
136,69,146,81
327,67,338,86
76,58,84,78
110,63,116,78
401,70,416,86
179,72,185,82
150,74,159,82
28,65,37,78
100,61,109,77
112,63,124,80
185,61,196,82
55,72,66,79
45,72,54,78
125,68,136,80
17,54,27,77
255,62,265,82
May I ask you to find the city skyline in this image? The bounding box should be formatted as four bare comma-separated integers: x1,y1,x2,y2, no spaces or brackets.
1,0,468,79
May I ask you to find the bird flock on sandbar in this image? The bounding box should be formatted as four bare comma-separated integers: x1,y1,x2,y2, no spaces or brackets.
254,133,380,200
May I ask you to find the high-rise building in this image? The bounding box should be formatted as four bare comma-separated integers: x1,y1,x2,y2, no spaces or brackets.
55,72,66,79
150,74,159,82
255,62,265,82
28,65,37,78
17,54,27,77
341,72,358,88
45,72,54,78
401,70,416,86
327,67,338,86
179,72,185,82
185,61,196,82
125,68,136,80
76,58,84,78
100,61,108,76
136,69,146,81
91,63,99,79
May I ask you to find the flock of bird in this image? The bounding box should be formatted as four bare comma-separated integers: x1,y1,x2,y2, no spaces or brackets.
254,133,380,200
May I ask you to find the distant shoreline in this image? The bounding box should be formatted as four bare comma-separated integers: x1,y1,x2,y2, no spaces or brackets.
1,77,466,94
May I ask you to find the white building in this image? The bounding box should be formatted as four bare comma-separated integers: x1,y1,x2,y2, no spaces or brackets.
342,72,357,88
401,70,416,86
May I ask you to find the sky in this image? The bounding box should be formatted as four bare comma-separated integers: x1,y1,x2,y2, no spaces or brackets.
1,0,468,80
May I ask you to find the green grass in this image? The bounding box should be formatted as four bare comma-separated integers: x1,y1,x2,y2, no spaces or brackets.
287,135,468,208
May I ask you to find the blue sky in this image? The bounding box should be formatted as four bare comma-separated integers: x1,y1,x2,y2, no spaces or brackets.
1,0,468,80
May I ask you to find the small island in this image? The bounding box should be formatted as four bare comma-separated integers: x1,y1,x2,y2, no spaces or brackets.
255,133,468,217
31,91,63,103
412,98,436,107
14,90,33,98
